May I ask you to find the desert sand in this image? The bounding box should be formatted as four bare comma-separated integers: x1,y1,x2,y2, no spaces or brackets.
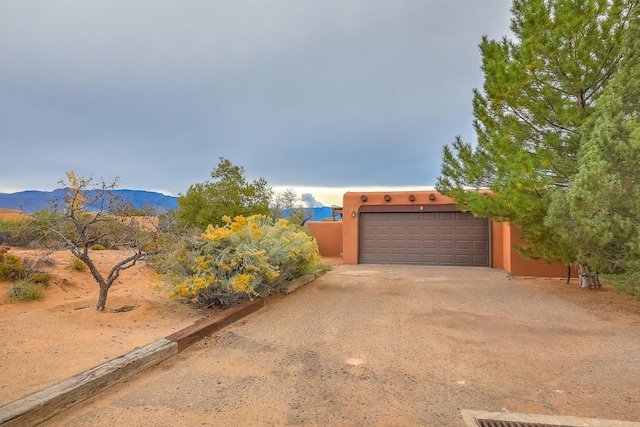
0,247,205,406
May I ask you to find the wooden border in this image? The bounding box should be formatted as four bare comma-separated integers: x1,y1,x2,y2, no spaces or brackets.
0,339,177,427
166,298,265,352
0,298,266,426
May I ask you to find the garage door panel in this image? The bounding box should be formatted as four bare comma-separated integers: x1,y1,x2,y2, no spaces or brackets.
439,254,454,264
392,239,406,248
407,239,421,248
456,254,471,264
474,241,488,250
440,226,453,235
473,226,487,236
457,241,470,250
424,240,437,249
361,239,376,248
360,211,489,266
407,254,421,263
440,240,454,249
474,255,489,264
456,212,471,220
424,226,437,234
456,226,470,235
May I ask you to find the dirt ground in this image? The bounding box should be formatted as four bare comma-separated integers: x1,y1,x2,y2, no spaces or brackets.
2,250,640,426
0,248,206,406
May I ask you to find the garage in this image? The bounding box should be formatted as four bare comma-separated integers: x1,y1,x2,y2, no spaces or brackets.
359,210,490,266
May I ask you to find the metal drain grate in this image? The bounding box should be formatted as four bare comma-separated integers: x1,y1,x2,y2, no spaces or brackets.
477,420,578,427
462,409,640,427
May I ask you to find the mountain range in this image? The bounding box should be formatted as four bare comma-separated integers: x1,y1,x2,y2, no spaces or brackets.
0,189,179,214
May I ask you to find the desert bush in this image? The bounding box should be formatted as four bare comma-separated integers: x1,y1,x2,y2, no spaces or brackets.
0,245,26,281
0,219,26,233
0,245,53,285
0,219,29,246
4,280,46,302
21,255,54,286
162,215,326,308
601,271,640,300
90,244,106,250
69,256,88,271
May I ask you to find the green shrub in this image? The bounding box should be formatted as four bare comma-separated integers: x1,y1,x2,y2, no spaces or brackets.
162,215,327,307
601,272,640,300
0,245,25,281
90,244,106,250
28,271,52,286
69,256,87,271
0,219,26,233
4,280,46,302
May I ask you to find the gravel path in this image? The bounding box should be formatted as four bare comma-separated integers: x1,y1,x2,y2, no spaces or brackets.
44,265,640,426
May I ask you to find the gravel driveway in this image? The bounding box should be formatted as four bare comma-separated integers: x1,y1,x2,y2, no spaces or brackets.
45,265,640,426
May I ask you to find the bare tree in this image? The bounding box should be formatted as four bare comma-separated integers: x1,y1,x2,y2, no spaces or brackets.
271,189,314,226
24,172,179,311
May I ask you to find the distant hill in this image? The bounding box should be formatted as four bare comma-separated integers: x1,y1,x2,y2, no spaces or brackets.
0,189,179,214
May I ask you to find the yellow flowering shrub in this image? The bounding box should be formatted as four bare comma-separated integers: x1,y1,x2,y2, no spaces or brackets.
164,215,326,307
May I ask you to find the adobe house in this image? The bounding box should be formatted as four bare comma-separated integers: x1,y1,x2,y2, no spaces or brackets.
308,190,572,278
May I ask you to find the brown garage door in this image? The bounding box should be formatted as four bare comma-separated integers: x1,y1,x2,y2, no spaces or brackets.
359,211,489,266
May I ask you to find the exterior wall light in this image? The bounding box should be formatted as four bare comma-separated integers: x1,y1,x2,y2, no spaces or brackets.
351,210,356,218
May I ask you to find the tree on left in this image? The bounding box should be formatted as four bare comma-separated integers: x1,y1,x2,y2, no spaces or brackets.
22,172,178,311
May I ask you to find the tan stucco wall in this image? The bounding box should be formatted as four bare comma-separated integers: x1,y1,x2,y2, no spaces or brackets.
307,221,343,258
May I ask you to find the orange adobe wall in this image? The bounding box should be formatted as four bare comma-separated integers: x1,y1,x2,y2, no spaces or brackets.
341,190,503,266
503,225,575,278
307,221,343,258
340,190,573,278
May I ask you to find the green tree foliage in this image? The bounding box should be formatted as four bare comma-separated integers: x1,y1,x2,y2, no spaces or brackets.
546,6,640,287
177,158,272,230
436,0,637,288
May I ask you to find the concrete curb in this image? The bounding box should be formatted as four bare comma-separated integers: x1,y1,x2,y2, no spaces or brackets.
0,298,265,427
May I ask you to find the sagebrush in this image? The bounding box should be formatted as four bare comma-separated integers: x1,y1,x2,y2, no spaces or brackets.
161,215,326,308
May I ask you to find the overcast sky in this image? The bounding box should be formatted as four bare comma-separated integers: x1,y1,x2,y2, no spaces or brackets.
0,0,513,206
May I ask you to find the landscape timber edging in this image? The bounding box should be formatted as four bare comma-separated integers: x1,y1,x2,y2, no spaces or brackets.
0,298,265,427
0,338,178,427
278,269,328,295
166,297,265,352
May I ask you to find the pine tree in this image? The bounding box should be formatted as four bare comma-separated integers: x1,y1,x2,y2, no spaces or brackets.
546,5,640,288
436,0,637,287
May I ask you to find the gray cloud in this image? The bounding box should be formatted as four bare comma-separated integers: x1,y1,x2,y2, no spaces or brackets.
301,193,323,208
0,0,513,195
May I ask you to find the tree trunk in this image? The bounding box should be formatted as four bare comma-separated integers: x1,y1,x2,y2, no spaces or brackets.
578,264,601,290
96,285,109,311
